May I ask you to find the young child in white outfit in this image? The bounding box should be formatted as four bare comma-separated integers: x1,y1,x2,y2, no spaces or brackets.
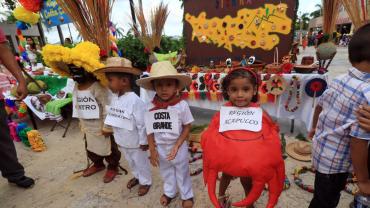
136,61,194,208
98,57,152,196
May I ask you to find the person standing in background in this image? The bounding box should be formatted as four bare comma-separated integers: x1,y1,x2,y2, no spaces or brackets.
0,27,35,188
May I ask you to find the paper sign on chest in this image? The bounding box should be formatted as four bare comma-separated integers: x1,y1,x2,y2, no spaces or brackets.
72,91,100,119
219,106,262,132
145,109,179,134
104,105,134,130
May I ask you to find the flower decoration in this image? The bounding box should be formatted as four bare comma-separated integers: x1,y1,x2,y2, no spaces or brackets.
13,6,40,25
305,78,327,97
42,42,107,86
266,75,286,96
281,63,293,74
19,0,43,13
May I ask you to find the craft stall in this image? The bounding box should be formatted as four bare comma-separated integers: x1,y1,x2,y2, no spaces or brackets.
142,72,327,131
3,69,75,138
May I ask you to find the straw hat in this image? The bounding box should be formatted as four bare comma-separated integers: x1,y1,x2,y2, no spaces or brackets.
96,57,142,75
136,61,191,90
286,141,312,162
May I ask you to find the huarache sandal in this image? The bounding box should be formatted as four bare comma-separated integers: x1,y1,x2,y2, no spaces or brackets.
160,194,175,206
82,165,105,177
138,184,151,196
127,178,139,189
182,198,194,208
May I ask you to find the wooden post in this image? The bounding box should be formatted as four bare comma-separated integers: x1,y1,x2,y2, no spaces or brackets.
37,22,46,46
57,25,64,45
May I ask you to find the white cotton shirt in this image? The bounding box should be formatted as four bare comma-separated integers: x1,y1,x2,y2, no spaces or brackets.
147,100,194,145
108,92,147,148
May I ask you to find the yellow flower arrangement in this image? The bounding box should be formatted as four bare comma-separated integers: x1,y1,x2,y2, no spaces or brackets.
42,45,72,77
41,41,108,86
13,6,40,25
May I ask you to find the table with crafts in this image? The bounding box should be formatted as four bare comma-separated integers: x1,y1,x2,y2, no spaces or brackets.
3,70,75,137
141,72,328,131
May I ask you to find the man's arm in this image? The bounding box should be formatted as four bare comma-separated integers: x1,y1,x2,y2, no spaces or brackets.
0,43,27,99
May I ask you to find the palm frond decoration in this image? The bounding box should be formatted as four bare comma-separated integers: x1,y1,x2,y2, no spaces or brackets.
132,2,169,53
56,0,115,54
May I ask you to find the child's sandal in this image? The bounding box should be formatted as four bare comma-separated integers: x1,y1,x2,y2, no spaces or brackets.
160,194,174,206
182,198,194,208
138,185,151,196
127,178,139,189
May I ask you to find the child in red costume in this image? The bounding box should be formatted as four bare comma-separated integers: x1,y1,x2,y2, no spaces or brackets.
201,68,285,208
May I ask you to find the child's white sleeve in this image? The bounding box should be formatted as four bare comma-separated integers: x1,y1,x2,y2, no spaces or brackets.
134,98,148,145
181,101,194,125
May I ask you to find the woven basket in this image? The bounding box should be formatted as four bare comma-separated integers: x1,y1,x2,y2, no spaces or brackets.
265,48,282,74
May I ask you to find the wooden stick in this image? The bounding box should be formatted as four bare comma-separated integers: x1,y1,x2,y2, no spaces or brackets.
312,91,316,108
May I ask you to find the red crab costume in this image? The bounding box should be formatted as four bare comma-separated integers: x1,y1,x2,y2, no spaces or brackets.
201,102,285,208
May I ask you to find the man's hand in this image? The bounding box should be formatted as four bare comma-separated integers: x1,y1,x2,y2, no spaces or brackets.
16,81,28,100
356,105,370,132
167,144,179,161
140,145,149,151
357,181,370,195
149,149,159,167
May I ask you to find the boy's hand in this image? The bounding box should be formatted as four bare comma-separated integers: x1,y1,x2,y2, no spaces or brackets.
149,149,159,167
357,181,370,195
308,128,316,140
101,130,112,137
140,145,149,151
356,105,370,132
167,144,179,161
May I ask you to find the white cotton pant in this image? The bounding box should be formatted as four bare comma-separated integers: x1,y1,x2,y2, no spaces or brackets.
120,147,152,186
157,142,194,200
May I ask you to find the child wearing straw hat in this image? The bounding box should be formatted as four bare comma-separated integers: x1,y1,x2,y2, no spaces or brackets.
136,61,194,208
96,57,152,196
42,42,121,183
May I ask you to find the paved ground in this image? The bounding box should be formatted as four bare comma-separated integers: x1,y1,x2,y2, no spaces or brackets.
0,46,354,208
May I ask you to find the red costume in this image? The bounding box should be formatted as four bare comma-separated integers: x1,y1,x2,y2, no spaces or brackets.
201,102,285,208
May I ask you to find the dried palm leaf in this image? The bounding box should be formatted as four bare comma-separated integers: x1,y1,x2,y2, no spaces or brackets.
132,2,169,53
56,0,114,54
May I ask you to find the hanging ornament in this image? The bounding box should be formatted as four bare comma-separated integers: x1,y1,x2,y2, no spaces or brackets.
305,78,327,108
16,21,30,30
285,76,301,112
19,0,43,13
13,6,40,25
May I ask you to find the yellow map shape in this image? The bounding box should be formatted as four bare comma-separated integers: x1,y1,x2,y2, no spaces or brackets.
185,4,292,52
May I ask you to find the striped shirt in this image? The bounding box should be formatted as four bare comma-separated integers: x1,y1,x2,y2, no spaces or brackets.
312,67,370,174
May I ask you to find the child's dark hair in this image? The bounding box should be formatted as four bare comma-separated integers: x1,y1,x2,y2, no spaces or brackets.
106,72,140,96
349,23,370,64
221,68,259,102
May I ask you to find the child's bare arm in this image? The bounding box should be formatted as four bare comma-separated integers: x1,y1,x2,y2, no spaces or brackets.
308,105,323,139
167,124,191,161
148,133,159,167
350,137,370,195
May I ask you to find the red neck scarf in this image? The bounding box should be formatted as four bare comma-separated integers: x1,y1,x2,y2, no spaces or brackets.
150,95,183,111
